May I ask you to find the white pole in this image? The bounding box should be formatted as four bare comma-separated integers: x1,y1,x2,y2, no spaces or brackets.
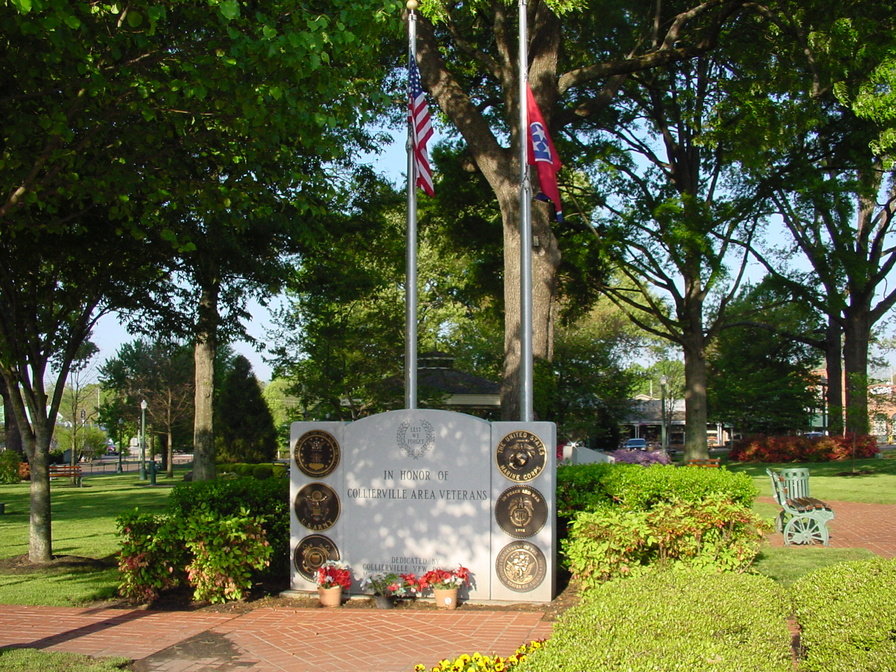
405,3,419,410
518,0,533,422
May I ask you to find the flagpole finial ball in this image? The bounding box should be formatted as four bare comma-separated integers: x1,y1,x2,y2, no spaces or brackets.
407,0,418,11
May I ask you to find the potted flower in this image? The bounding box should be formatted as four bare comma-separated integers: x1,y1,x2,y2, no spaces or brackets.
315,561,351,607
360,572,421,609
420,565,471,610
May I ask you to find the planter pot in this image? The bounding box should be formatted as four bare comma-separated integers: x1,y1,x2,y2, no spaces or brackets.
374,595,395,609
433,587,459,610
317,586,343,608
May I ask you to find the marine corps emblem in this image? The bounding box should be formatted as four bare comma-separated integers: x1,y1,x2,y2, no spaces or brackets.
495,430,546,482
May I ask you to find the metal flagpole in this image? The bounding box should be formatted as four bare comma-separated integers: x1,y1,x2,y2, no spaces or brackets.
518,0,534,422
405,2,419,410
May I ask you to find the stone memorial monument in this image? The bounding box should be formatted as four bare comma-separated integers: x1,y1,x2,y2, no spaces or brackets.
289,409,555,602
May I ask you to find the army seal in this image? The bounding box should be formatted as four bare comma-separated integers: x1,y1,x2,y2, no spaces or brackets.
495,430,546,482
294,430,340,477
495,485,547,538
294,534,340,581
295,483,340,531
496,540,547,592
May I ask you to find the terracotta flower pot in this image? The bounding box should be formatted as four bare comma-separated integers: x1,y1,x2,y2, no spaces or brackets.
318,585,343,607
433,587,458,610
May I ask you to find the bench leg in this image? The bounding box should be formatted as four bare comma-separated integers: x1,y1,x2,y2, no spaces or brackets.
783,515,829,546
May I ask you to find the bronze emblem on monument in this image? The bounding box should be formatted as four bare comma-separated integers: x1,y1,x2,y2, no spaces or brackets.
294,430,340,477
496,540,547,592
294,534,340,581
295,483,340,531
495,430,546,482
495,485,547,538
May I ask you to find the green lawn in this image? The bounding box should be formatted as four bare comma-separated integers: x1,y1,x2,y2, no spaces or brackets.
727,457,896,504
0,472,175,606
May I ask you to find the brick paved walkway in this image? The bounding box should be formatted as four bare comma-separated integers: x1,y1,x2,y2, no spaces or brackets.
0,499,892,671
0,605,553,672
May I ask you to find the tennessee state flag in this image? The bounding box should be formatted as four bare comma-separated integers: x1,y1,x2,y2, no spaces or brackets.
526,85,563,221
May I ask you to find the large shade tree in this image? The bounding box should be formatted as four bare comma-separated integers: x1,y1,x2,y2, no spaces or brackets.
732,0,896,435
0,0,399,559
413,0,754,419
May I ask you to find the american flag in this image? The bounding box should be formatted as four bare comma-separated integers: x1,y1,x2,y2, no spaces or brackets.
408,56,435,196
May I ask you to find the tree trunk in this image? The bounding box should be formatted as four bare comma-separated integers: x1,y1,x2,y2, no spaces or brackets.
1,386,24,457
499,188,560,420
823,320,844,436
681,327,709,461
842,306,871,435
192,283,218,481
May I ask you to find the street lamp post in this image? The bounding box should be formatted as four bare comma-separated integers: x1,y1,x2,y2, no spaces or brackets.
139,400,147,480
660,376,668,451
116,419,123,474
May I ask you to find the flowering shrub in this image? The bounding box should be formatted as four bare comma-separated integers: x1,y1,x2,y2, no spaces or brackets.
421,566,471,590
563,495,770,590
730,433,879,462
607,449,672,466
316,561,352,590
413,641,544,672
361,571,421,597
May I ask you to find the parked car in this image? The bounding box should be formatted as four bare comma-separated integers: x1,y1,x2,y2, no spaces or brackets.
622,438,648,451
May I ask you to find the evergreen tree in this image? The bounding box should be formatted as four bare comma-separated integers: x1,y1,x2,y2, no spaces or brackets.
215,356,277,464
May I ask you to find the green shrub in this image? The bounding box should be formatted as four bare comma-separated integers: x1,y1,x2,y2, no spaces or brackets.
518,569,792,672
792,557,896,672
0,450,22,484
215,462,287,480
556,463,757,520
563,495,770,588
117,476,288,603
116,511,186,603
182,505,272,603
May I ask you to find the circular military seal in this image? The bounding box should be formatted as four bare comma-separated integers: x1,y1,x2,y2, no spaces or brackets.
496,541,547,592
294,534,340,581
495,430,546,482
495,485,547,538
294,430,340,477
294,482,340,531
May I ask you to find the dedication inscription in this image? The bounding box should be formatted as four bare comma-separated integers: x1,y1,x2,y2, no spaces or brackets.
294,534,340,581
495,430,546,482
294,483,340,531
294,430,340,477
495,485,547,538
496,540,547,592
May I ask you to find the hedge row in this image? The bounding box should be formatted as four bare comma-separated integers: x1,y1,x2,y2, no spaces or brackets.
519,569,793,672
792,557,896,672
515,558,896,672
556,462,757,520
215,462,288,480
730,434,879,462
